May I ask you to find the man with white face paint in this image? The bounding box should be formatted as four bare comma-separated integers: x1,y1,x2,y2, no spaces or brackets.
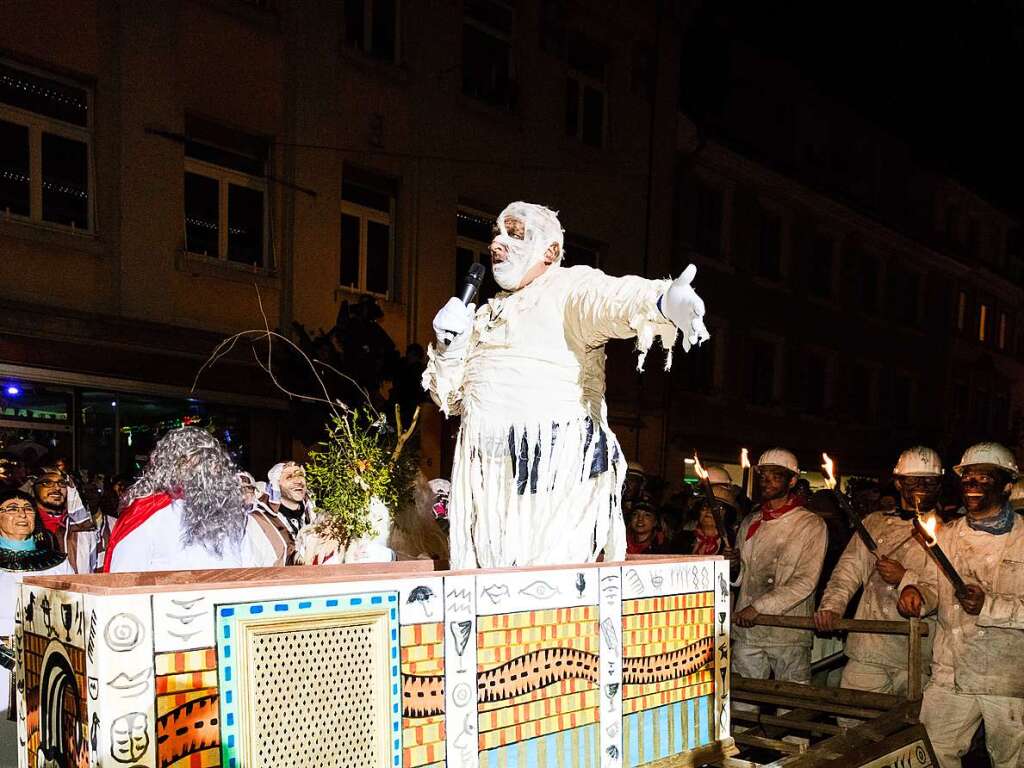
423,201,709,568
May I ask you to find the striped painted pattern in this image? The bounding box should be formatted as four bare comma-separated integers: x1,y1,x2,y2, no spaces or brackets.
479,722,601,768
401,623,446,767
155,648,221,768
623,695,715,767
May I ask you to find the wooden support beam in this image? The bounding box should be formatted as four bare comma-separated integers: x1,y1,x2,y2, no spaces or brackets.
907,617,923,700
751,615,928,637
732,711,845,735
734,733,806,754
733,692,881,720
733,675,903,710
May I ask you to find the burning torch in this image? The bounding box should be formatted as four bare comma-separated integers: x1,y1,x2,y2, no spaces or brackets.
740,448,752,499
822,452,879,558
912,508,969,601
693,452,732,545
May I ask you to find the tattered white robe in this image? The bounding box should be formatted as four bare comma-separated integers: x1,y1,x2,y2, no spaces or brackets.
423,265,676,569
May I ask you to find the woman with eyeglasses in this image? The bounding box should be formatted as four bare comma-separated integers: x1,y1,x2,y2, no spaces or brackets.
0,489,70,726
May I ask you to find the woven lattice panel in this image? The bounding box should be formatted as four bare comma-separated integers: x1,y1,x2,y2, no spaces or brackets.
249,623,385,767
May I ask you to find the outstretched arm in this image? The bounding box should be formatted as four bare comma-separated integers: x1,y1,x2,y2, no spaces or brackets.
567,264,709,372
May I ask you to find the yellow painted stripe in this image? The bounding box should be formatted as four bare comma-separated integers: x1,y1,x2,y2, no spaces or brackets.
478,706,600,750
478,690,599,733
623,681,715,714
477,606,597,632
478,678,596,712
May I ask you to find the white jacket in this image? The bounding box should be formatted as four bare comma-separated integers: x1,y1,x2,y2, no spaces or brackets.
734,506,828,648
900,511,1024,697
819,511,935,668
422,265,678,568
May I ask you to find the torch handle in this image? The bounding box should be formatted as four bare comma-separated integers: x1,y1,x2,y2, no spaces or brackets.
699,477,732,544
831,489,878,555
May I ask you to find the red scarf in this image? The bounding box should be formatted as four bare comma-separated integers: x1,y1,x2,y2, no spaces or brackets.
102,493,173,573
36,506,67,535
745,496,801,541
693,530,721,555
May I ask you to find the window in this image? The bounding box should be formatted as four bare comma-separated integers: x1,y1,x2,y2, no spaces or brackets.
694,181,723,258
341,167,396,297
749,338,777,406
979,303,989,343
0,60,92,230
807,233,834,299
801,351,828,415
455,207,499,304
756,206,782,279
849,248,879,313
890,374,913,427
956,290,967,331
462,0,515,108
887,265,920,326
343,0,399,63
566,32,608,147
184,118,269,267
967,217,982,260
682,338,714,394
848,363,873,422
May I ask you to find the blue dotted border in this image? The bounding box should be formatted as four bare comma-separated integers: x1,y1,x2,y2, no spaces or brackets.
216,592,401,768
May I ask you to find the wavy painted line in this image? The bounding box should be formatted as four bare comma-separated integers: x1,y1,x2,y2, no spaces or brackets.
155,693,220,767
402,636,713,718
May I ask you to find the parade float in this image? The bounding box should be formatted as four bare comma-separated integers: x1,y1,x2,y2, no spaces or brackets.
14,555,733,768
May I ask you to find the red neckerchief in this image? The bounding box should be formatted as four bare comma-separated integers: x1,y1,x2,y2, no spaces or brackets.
745,495,801,541
693,529,721,555
36,506,67,535
102,493,174,573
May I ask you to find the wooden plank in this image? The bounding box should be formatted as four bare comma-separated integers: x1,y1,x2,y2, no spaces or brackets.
733,692,880,720
734,733,806,754
907,618,923,700
732,711,845,735
733,675,902,710
632,737,738,767
752,615,928,637
25,554,720,594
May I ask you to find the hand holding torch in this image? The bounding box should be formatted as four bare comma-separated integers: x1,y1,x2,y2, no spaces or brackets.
912,507,970,601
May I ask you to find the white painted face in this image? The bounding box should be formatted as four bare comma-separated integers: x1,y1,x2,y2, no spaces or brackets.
489,202,564,291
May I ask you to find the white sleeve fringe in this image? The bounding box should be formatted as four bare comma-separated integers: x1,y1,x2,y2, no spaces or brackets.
421,342,467,417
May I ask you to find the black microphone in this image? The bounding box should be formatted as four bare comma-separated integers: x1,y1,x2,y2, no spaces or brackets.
440,263,487,345
458,262,487,305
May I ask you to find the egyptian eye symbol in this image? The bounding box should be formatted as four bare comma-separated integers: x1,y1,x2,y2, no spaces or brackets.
519,580,559,599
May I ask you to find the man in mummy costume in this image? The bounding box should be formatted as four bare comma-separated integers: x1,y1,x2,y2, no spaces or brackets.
423,202,709,568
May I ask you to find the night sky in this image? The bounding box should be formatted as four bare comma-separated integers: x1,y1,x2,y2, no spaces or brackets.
684,1,1024,216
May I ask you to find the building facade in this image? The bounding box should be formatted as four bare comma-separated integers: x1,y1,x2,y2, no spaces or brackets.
1,0,1019,487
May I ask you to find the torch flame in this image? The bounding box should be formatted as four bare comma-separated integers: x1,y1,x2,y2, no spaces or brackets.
740,448,750,470
693,452,708,480
821,453,836,490
919,513,939,546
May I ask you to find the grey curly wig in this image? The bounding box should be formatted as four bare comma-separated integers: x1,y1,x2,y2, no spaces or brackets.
122,427,247,556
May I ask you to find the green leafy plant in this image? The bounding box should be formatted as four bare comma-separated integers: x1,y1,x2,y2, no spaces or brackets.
305,406,420,546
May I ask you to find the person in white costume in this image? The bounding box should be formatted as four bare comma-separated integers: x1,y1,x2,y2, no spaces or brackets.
423,201,709,568
898,442,1024,768
104,428,272,573
732,449,827,692
815,446,939,704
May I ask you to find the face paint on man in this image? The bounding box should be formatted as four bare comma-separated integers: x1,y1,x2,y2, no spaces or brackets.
757,467,795,503
489,203,563,291
895,475,940,512
278,464,307,506
959,468,1011,518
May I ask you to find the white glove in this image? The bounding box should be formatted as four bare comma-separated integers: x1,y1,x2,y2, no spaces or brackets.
432,297,476,353
661,264,710,352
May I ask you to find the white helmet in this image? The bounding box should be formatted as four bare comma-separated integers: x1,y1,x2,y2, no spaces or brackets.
954,442,1019,479
706,465,733,485
757,448,799,475
893,446,943,477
